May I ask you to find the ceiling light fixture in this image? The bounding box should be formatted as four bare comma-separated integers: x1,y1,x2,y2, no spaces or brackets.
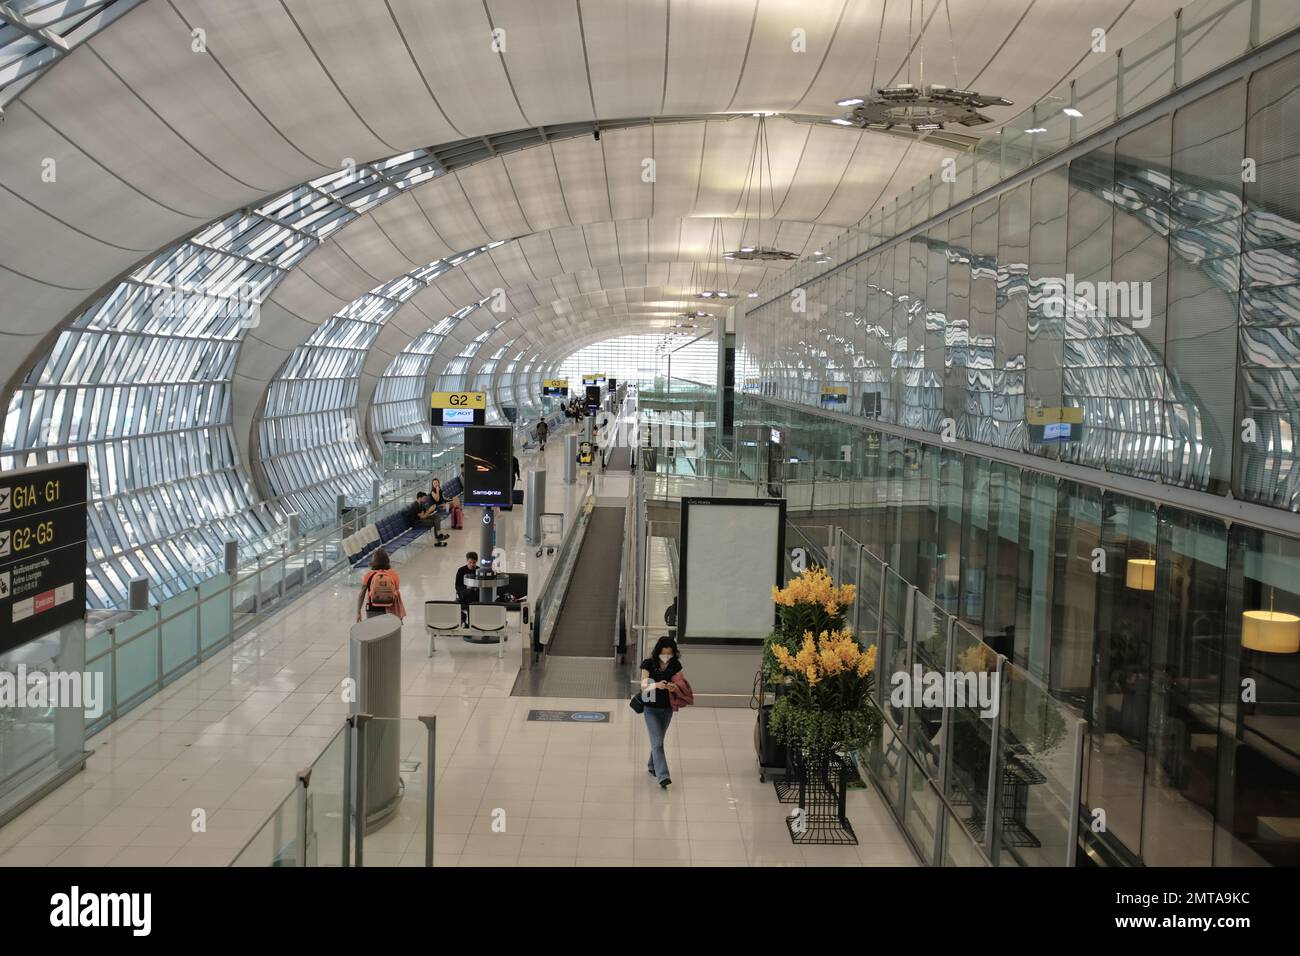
834,0,1011,133
724,115,797,263
1024,127,1047,134
1063,107,1083,118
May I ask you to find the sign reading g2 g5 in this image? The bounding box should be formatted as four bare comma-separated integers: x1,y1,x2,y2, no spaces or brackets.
430,391,487,427
0,461,88,654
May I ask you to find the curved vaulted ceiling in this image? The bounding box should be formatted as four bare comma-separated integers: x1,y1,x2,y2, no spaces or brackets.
0,0,1190,603
1,0,1182,396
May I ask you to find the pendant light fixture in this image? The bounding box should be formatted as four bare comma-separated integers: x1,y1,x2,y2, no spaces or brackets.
723,115,796,263
1243,571,1300,654
1125,558,1156,591
834,0,1012,132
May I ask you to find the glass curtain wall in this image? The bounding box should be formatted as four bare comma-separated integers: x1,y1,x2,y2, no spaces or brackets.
741,51,1300,513
741,386,1300,866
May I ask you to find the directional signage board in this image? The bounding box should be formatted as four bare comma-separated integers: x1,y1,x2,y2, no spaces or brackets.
0,462,88,654
430,391,487,427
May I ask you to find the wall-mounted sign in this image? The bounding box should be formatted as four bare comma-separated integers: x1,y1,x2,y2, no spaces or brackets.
1028,405,1084,443
1,462,88,654
430,391,487,427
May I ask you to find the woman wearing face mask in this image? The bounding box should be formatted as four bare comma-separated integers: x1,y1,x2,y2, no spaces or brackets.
640,636,683,788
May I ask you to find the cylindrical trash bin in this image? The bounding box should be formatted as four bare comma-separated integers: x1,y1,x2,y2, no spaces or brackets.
349,615,403,831
525,469,546,543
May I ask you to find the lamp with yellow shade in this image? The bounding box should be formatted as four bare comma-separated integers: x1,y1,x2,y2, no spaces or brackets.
1125,558,1156,591
1242,606,1300,654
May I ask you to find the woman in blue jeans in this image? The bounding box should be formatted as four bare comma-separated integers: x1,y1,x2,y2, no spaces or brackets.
640,636,683,788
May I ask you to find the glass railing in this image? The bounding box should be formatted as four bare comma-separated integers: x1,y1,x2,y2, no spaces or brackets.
232,714,437,867
830,526,1087,866
85,475,428,736
750,0,1300,309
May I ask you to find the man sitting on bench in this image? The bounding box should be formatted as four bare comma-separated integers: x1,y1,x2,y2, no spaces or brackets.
455,551,479,623
409,492,449,546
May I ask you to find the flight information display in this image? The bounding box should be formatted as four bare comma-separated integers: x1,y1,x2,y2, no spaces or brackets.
0,462,88,653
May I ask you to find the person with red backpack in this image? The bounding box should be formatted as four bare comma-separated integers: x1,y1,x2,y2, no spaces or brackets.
356,548,405,622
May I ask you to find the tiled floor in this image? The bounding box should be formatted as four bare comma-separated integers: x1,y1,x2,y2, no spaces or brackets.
0,428,916,868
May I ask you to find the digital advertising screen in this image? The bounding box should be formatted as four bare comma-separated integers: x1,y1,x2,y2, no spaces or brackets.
462,426,514,508
584,384,601,413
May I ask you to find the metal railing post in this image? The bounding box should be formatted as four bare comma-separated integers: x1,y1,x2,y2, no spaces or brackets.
341,716,354,867
420,715,437,867
353,714,370,867
1066,717,1087,866
983,654,1007,863
295,767,311,867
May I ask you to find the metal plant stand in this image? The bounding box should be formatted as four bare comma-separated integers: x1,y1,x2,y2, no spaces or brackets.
778,748,858,846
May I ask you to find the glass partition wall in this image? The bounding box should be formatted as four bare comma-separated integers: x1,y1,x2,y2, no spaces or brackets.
755,394,1300,867
737,38,1300,868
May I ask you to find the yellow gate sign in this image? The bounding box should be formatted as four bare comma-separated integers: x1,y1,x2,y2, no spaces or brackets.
430,391,486,410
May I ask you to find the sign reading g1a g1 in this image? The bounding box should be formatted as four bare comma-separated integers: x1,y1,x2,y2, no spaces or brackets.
0,462,88,654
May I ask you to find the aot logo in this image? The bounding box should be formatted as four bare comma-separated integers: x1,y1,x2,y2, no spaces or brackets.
50,886,151,936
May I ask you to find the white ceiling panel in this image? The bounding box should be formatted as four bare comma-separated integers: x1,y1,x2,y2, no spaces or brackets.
21,50,248,217
88,0,318,193
367,193,457,265
516,232,564,279
547,225,592,275
384,0,525,136
550,134,612,224
414,177,495,251
485,0,595,126
661,0,758,115
331,223,416,280
503,146,572,232
458,161,534,237
601,124,655,221
281,0,458,150
172,0,391,164
729,0,847,113
483,242,534,288
583,221,622,269
646,121,706,217
582,0,669,117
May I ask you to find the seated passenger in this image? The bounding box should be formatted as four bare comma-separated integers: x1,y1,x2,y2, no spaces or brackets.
409,492,449,546
455,551,479,623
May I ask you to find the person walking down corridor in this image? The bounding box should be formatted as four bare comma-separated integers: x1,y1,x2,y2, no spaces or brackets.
536,416,549,450
640,636,684,788
357,548,405,622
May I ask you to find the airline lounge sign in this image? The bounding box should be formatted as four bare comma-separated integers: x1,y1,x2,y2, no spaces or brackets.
0,462,88,654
